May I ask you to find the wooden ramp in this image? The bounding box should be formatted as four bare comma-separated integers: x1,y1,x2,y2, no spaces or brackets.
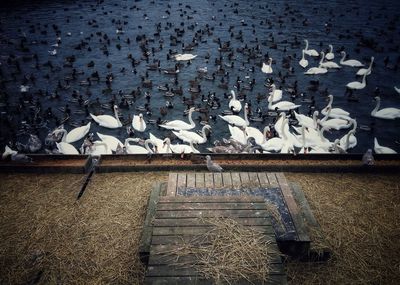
144,195,286,284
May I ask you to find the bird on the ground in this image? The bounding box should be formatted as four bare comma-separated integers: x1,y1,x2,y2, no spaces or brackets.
362,149,374,165
205,155,223,172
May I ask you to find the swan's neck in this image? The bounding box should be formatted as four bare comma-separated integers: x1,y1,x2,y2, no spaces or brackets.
281,119,288,140
361,73,367,85
312,111,318,128
114,107,122,126
319,52,325,65
188,110,195,127
144,139,154,153
243,107,249,125
301,50,305,60
304,40,309,50
329,45,333,53
345,131,354,149
321,108,331,122
372,98,380,115
262,126,269,144
201,127,209,142
301,126,306,146
60,129,68,142
351,120,357,132
340,52,346,63
231,90,236,100
319,127,329,142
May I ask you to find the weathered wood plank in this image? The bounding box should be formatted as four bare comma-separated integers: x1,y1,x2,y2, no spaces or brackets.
276,173,310,242
222,172,232,188
155,209,270,219
240,172,250,187
231,172,241,189
157,202,270,211
290,182,319,228
267,173,279,188
258,172,270,187
177,173,187,190
204,173,214,188
195,173,205,188
144,276,287,285
166,173,178,196
248,172,261,187
213,173,223,188
153,217,272,227
152,226,274,236
159,195,265,203
186,173,196,188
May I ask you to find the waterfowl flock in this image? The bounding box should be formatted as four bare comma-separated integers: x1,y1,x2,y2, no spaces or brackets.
0,0,399,158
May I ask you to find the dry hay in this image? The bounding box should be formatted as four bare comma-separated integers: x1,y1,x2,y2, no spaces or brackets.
285,173,400,285
158,217,278,284
0,172,168,285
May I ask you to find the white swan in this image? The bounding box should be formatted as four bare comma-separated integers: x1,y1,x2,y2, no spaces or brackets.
227,125,247,145
299,49,308,68
274,112,289,137
356,56,374,76
219,103,249,127
319,111,352,130
268,92,301,111
371,96,400,119
374,138,397,154
325,45,334,60
395,86,400,95
245,126,270,146
303,39,319,57
261,58,273,74
173,125,211,144
268,84,282,102
170,140,200,154
321,95,350,118
90,105,123,129
53,129,79,155
229,90,242,112
294,110,319,129
339,130,357,151
97,132,124,152
174,53,197,61
65,122,91,143
261,118,285,152
340,51,364,67
159,107,196,130
132,113,146,132
88,141,112,155
319,51,341,69
346,72,367,90
2,145,18,159
304,53,328,75
124,138,156,154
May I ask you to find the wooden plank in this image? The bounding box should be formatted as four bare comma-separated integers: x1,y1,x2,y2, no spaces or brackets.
204,173,214,188
258,172,270,187
275,173,310,242
166,173,178,196
177,173,187,190
186,173,196,188
290,182,319,228
222,172,232,188
267,173,279,188
155,209,270,219
195,173,205,188
231,172,241,189
150,235,278,246
159,195,265,203
152,226,274,236
248,172,261,187
153,217,272,227
144,275,287,285
240,172,250,186
157,202,268,211
213,173,223,188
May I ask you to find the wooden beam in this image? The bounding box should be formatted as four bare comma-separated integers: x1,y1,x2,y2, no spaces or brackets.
213,173,223,188
231,172,241,189
258,172,269,187
222,172,232,188
166,173,178,196
204,173,214,188
195,173,205,188
186,173,196,188
267,172,279,187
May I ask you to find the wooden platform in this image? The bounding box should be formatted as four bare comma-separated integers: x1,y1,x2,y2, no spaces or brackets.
144,195,287,284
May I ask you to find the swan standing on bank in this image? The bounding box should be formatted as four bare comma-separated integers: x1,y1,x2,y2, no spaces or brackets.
159,107,196,130
374,138,397,154
90,105,123,129
229,90,242,112
340,51,364,67
371,96,400,119
132,113,146,132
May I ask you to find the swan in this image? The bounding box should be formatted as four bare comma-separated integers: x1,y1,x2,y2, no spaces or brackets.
374,138,397,154
321,95,350,118
371,96,400,119
97,132,123,152
339,130,357,151
65,122,91,143
299,49,308,68
310,125,334,151
280,119,296,154
159,107,196,130
325,45,334,60
294,110,319,129
261,119,285,152
274,112,289,137
170,140,200,154
173,125,212,144
395,86,400,95
340,51,364,67
346,72,367,90
132,113,146,132
90,105,123,129
219,103,249,127
268,84,282,102
303,39,319,57
227,125,247,145
52,129,79,155
268,92,301,111
124,138,156,154
88,141,112,155
319,51,341,69
229,90,242,112
304,53,328,75
2,145,18,159
245,126,270,146
148,134,173,153
356,56,374,76
261,58,273,74
174,53,197,61
319,111,352,130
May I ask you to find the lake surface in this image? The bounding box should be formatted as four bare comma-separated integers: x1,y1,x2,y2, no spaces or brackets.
0,0,399,154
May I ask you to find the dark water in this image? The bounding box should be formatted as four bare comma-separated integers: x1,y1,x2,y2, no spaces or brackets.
0,0,399,154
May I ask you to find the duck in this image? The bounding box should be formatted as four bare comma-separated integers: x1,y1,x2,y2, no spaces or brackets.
299,49,308,68
229,90,242,112
96,132,124,152
64,122,91,143
371,96,400,119
159,107,196,130
340,51,364,67
321,95,350,118
346,72,367,90
374,138,397,154
132,113,146,132
325,45,334,60
268,84,282,102
90,105,123,128
303,39,319,57
219,103,249,127
173,125,212,144
268,92,301,111
261,58,273,74
356,56,374,76
124,138,156,154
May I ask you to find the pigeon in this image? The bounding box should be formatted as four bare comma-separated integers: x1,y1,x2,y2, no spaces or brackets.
362,149,374,166
206,155,223,172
